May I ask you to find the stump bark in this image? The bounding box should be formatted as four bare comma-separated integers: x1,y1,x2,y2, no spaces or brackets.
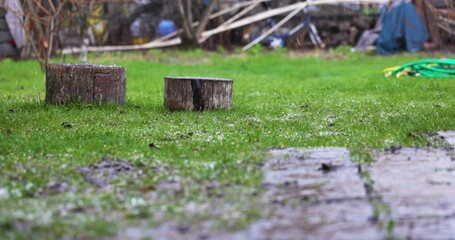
46,63,126,105
164,77,233,111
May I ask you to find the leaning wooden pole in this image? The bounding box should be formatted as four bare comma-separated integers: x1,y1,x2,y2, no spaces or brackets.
242,3,307,51
220,2,260,28
199,2,260,43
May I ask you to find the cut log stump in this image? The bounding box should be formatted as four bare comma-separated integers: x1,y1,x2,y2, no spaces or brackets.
164,76,233,111
46,63,126,105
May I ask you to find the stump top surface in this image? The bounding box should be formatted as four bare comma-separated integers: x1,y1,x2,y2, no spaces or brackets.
48,63,125,70
165,76,233,82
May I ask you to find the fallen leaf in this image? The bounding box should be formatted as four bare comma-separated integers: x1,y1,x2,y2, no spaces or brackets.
176,223,191,234
319,163,337,173
386,145,402,154
407,131,419,138
149,143,161,149
327,115,336,127
139,185,156,193
192,146,203,151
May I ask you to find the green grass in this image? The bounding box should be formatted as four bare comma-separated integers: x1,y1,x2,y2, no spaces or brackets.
1,49,455,238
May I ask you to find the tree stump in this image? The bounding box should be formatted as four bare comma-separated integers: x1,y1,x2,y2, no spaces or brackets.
164,76,233,111
46,63,126,105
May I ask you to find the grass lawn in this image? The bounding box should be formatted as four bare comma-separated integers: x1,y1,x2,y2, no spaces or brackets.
1,49,455,238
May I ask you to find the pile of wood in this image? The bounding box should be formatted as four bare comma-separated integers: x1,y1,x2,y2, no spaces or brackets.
288,12,378,48
62,0,389,54
7,0,454,58
416,0,455,47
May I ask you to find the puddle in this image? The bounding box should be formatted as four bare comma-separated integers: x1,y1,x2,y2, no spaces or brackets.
367,147,455,238
263,148,366,202
122,222,213,240
220,199,376,240
438,131,455,148
39,181,77,196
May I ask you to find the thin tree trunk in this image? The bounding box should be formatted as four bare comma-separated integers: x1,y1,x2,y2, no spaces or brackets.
178,0,196,44
45,15,55,69
186,0,193,25
195,0,217,38
25,0,46,68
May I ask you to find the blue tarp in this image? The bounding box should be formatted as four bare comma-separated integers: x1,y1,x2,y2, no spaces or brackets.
376,2,428,55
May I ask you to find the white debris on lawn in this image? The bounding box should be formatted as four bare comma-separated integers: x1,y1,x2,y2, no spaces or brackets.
0,188,9,199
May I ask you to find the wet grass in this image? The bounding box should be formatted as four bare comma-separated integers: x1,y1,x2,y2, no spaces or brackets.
1,49,455,238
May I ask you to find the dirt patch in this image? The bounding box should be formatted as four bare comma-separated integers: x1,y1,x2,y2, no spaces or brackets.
39,182,77,196
116,184,262,240
77,158,140,188
286,50,346,60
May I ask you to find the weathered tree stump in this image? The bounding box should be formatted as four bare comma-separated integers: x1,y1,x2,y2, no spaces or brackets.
46,63,126,105
164,76,233,111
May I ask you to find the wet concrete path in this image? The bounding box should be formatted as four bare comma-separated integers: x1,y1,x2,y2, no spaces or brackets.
366,147,455,239
363,131,455,239
118,131,455,239
224,131,455,239
223,147,380,240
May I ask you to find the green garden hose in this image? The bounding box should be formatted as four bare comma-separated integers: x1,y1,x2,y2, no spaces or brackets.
384,59,455,78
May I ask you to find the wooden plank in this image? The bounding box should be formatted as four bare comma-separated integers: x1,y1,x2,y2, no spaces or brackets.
439,15,455,24
62,37,182,54
206,0,273,20
438,22,455,34
198,2,260,43
220,2,260,28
